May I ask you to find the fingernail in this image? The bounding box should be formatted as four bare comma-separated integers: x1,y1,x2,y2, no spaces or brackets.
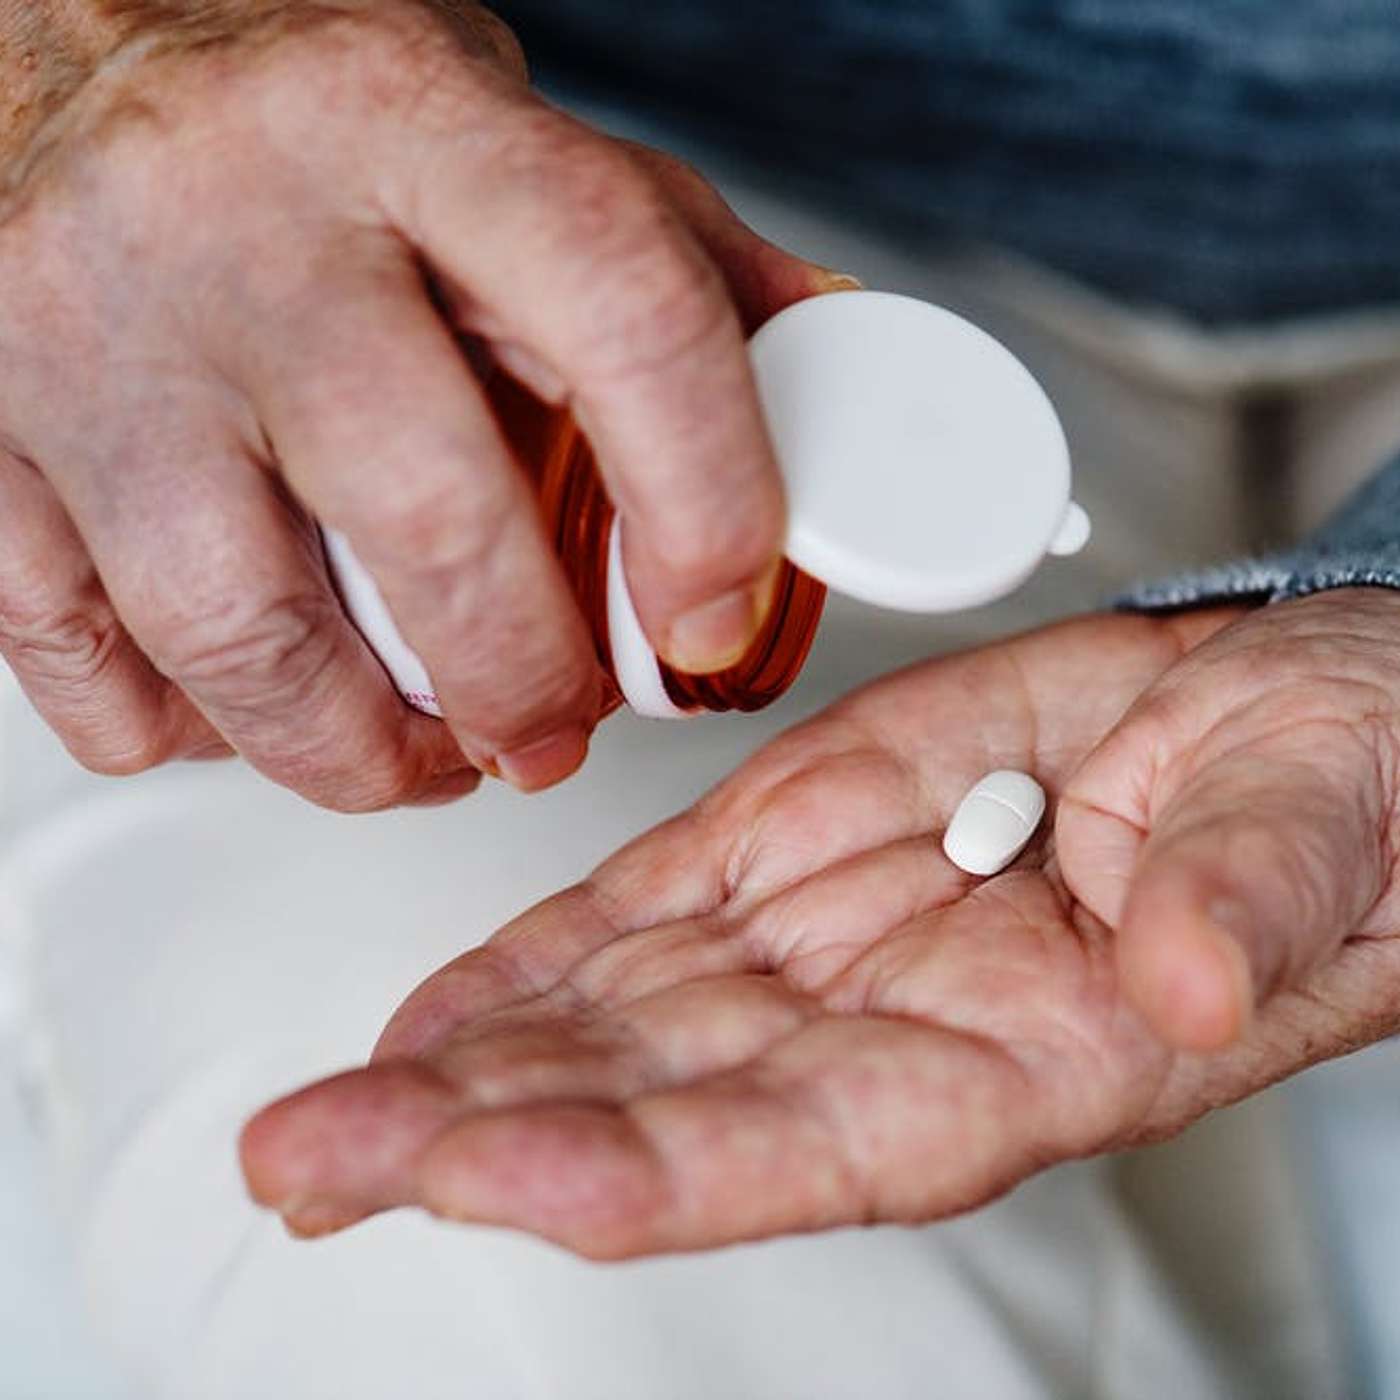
666,561,781,675
495,724,590,792
1207,897,1262,1003
817,270,864,292
280,1197,369,1239
1161,901,1256,1050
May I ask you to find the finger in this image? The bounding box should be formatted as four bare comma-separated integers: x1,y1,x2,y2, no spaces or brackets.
620,141,863,331
239,254,601,790
1063,713,1392,1052
1053,609,1252,932
51,423,471,811
240,1061,460,1235
246,963,807,1236
0,447,220,771
240,1017,896,1257
424,955,805,1103
413,1013,1036,1259
390,91,787,673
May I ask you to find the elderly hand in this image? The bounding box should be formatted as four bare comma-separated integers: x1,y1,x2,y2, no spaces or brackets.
240,589,1400,1255
0,0,837,807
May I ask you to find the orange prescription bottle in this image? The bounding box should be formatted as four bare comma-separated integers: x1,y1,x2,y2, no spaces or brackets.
324,291,1090,724
506,373,829,719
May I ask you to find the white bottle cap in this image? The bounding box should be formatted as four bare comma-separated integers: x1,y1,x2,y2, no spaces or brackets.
750,290,1083,613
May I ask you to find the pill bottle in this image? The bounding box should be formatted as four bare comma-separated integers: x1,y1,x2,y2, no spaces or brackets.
325,291,1090,723
502,371,828,720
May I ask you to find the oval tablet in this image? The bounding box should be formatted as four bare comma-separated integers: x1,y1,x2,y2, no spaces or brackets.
942,771,1047,877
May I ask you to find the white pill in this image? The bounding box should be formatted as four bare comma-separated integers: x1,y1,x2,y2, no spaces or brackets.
942,770,1047,877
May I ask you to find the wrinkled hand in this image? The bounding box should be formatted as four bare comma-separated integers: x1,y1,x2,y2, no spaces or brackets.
242,590,1400,1256
0,0,836,806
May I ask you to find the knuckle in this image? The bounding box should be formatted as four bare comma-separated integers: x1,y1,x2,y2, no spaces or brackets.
0,577,175,775
367,1,527,88
328,4,507,136
263,724,432,816
652,501,779,581
372,478,514,576
481,659,594,746
305,733,460,814
431,601,597,751
317,765,418,814
339,7,459,93
576,234,728,383
628,475,780,592
0,590,121,691
547,136,657,246
602,259,729,383
490,124,730,375
476,117,642,253
493,114,643,216
149,589,341,716
0,626,171,778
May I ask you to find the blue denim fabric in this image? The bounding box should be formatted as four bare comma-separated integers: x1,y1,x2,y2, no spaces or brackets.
1123,449,1400,613
492,0,1400,326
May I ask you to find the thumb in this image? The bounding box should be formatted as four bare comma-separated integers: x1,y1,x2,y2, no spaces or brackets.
1064,722,1391,1052
621,141,862,330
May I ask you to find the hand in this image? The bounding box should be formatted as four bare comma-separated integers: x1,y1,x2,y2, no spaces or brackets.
241,590,1400,1255
0,0,841,807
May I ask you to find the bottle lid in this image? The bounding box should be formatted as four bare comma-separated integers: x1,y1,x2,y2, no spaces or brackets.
750,290,1084,612
605,291,1087,717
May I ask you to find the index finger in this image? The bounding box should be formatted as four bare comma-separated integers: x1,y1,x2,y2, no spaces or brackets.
383,87,786,674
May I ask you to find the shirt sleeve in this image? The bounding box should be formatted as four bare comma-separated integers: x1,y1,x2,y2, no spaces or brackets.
1119,449,1400,612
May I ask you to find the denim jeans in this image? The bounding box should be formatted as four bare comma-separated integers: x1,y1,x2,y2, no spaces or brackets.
492,0,1400,328
488,1,1400,603
1122,447,1400,612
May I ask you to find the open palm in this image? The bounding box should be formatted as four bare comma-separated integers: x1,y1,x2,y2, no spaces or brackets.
243,595,1400,1256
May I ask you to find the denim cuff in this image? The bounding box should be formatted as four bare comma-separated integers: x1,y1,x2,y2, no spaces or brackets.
1119,450,1400,613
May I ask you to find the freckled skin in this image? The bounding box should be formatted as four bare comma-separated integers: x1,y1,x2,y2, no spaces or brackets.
0,0,103,157
244,590,1400,1259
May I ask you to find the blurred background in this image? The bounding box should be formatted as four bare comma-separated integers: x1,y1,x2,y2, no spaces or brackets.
7,5,1400,1396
